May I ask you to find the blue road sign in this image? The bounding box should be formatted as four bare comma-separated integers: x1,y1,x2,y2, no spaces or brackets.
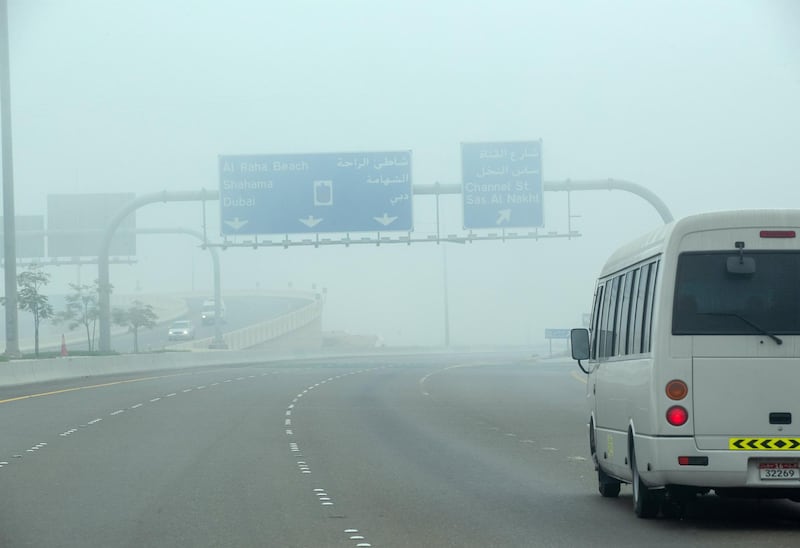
219,151,413,235
461,141,543,229
545,328,571,340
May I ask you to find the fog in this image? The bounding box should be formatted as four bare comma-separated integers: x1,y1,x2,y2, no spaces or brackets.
4,0,799,347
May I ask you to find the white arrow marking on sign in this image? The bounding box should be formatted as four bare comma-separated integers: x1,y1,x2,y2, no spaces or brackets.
373,213,398,226
299,216,323,228
496,209,512,225
224,218,249,230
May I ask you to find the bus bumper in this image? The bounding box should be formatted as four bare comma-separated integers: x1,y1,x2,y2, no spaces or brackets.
635,435,800,490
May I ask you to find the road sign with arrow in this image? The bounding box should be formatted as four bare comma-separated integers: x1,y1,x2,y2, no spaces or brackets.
461,140,543,230
219,151,413,235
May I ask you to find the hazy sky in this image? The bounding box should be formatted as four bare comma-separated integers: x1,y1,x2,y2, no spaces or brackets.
4,0,800,346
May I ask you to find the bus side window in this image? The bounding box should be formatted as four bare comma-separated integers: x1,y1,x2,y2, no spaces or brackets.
632,263,651,354
598,279,614,359
617,271,635,356
624,269,639,355
602,277,620,358
643,260,660,352
590,284,604,360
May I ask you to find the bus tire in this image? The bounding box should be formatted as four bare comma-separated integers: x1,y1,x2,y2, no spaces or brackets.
631,448,660,518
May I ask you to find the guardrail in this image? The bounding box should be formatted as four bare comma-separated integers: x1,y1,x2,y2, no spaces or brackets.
167,294,324,351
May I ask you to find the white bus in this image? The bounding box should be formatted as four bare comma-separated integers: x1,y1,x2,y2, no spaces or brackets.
570,209,800,518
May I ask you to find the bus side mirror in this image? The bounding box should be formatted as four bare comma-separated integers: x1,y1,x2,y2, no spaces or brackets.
571,328,590,361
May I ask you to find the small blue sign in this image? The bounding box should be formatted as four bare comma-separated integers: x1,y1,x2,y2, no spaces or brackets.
545,328,571,340
461,141,543,229
219,151,413,235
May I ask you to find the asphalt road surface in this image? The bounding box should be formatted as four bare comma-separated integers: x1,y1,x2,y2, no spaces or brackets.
0,353,798,547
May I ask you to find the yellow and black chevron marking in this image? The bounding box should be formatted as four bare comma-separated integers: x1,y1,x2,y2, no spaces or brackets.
729,438,800,450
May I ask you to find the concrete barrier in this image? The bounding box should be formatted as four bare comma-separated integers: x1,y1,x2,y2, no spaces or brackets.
167,293,324,351
0,350,279,387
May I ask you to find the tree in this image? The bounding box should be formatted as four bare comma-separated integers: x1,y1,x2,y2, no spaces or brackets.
56,281,106,352
0,264,54,358
112,300,158,353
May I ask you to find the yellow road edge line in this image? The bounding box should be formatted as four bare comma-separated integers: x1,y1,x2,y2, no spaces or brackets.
0,372,189,405
570,370,587,385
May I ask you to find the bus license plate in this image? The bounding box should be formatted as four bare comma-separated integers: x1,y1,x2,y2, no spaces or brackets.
759,462,800,480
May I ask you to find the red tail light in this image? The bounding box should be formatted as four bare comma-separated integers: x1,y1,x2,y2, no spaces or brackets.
678,456,708,466
760,230,796,238
666,406,688,426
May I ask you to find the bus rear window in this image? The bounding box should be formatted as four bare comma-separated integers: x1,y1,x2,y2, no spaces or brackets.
673,252,800,335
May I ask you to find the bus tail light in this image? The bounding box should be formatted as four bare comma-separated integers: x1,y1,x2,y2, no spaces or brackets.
665,380,688,400
760,230,796,238
666,406,689,426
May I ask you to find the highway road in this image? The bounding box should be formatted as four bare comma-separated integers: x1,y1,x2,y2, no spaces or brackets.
0,353,798,547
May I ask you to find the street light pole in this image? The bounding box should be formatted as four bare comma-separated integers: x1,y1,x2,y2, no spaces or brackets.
442,241,450,348
0,0,20,357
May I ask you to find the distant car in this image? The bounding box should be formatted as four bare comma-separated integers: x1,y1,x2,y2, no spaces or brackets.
200,299,226,326
168,320,196,341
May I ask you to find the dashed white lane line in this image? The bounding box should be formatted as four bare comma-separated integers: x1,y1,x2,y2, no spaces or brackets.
3,368,284,469
344,528,372,547
287,369,387,548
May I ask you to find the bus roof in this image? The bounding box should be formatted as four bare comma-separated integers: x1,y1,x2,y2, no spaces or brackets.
599,209,800,278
